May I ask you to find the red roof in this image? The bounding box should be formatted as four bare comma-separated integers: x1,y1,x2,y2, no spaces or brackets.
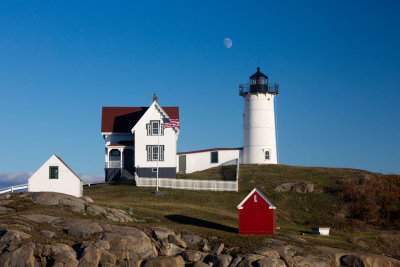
101,106,179,133
177,147,242,155
108,141,134,147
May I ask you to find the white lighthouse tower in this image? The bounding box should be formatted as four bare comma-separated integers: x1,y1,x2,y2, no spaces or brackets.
239,67,279,164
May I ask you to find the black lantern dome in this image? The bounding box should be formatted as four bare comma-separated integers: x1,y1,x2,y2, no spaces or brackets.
239,67,279,96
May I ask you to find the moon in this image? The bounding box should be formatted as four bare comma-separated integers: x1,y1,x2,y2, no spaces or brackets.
224,38,232,48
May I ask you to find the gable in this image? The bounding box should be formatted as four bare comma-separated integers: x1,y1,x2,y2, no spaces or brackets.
101,106,179,133
29,155,82,183
237,188,276,210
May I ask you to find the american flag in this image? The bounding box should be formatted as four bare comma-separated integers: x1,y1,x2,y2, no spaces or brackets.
163,118,180,128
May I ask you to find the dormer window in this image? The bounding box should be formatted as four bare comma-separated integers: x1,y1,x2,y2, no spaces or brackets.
146,120,164,136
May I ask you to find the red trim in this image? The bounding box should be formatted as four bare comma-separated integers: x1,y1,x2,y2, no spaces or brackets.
55,155,83,182
108,141,134,147
177,147,242,155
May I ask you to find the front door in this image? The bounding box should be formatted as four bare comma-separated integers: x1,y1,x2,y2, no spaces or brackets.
123,149,134,171
179,155,186,173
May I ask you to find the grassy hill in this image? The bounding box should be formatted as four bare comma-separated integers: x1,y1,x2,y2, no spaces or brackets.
84,164,400,257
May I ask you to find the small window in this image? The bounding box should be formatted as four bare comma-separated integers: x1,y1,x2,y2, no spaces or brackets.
254,195,257,202
152,121,159,135
147,145,164,161
152,168,158,173
49,166,58,179
211,151,218,163
152,146,159,160
265,151,270,160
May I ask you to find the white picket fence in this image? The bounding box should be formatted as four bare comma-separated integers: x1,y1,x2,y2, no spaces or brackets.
135,158,239,192
0,184,28,194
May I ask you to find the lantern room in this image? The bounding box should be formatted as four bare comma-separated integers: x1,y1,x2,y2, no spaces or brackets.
249,67,268,93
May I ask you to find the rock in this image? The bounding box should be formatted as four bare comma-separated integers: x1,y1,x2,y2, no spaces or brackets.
204,254,232,267
168,233,187,248
96,240,110,250
182,250,205,262
159,242,184,256
255,247,280,258
192,262,210,267
291,256,330,267
0,229,31,252
211,242,224,255
152,227,173,242
107,208,133,223
340,255,365,267
120,259,142,267
228,256,243,267
82,196,94,204
0,206,16,214
86,204,107,216
102,225,157,261
237,254,265,267
22,192,68,205
39,229,56,239
0,242,35,267
0,193,11,200
0,200,13,205
181,234,202,246
274,181,314,193
201,239,211,252
99,250,117,265
78,241,102,267
64,219,104,239
50,243,79,266
142,255,185,267
20,214,60,223
59,197,86,212
255,257,287,267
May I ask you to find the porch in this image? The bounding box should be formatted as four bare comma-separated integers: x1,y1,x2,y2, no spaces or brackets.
105,142,135,181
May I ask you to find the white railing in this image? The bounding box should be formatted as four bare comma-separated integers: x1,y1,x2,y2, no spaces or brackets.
0,184,28,194
135,177,238,191
106,161,122,168
134,158,239,192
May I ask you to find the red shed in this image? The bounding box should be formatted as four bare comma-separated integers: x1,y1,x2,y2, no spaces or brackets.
237,188,276,235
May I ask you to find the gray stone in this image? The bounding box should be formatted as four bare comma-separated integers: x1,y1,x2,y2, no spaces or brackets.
99,250,117,265
102,225,157,261
211,242,224,255
39,229,56,239
181,250,204,262
237,254,265,267
192,262,210,267
0,200,13,205
107,208,133,222
59,197,86,211
78,241,101,267
82,196,94,204
201,239,211,252
340,255,365,267
20,214,60,223
181,234,202,246
228,256,243,267
255,247,280,258
86,204,107,216
168,233,187,248
66,219,104,239
274,181,314,193
0,229,31,251
0,206,15,214
142,256,185,267
255,257,287,267
152,227,173,242
204,254,233,267
159,242,184,256
50,243,79,266
0,242,35,267
95,240,110,250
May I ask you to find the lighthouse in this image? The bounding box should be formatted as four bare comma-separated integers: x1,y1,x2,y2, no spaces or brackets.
239,67,279,164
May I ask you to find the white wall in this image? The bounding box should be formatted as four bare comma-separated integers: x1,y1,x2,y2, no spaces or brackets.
177,149,242,174
28,155,83,197
243,93,277,164
133,104,178,169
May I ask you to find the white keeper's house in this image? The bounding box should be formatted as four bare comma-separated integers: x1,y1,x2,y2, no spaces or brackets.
28,155,83,197
101,67,279,181
101,94,180,181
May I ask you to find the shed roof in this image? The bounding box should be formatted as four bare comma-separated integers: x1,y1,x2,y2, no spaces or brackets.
101,106,179,133
237,188,276,209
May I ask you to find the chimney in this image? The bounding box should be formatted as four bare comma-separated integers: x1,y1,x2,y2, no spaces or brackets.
153,93,158,102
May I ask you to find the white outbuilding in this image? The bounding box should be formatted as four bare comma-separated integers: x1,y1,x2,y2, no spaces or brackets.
28,155,83,197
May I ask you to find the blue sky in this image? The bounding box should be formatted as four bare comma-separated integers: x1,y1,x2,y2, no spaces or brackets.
0,0,399,181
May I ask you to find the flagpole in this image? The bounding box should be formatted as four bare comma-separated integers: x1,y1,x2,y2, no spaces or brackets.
156,120,160,192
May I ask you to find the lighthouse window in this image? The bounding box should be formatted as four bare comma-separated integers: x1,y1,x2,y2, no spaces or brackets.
210,151,219,163
265,151,270,160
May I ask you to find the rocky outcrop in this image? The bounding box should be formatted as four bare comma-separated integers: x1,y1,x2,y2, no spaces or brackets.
274,181,314,193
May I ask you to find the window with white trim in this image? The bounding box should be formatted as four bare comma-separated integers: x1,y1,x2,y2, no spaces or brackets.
146,145,165,161
265,150,270,160
146,120,164,136
254,195,258,202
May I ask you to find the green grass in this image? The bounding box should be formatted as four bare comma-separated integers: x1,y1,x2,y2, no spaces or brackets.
83,164,385,254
